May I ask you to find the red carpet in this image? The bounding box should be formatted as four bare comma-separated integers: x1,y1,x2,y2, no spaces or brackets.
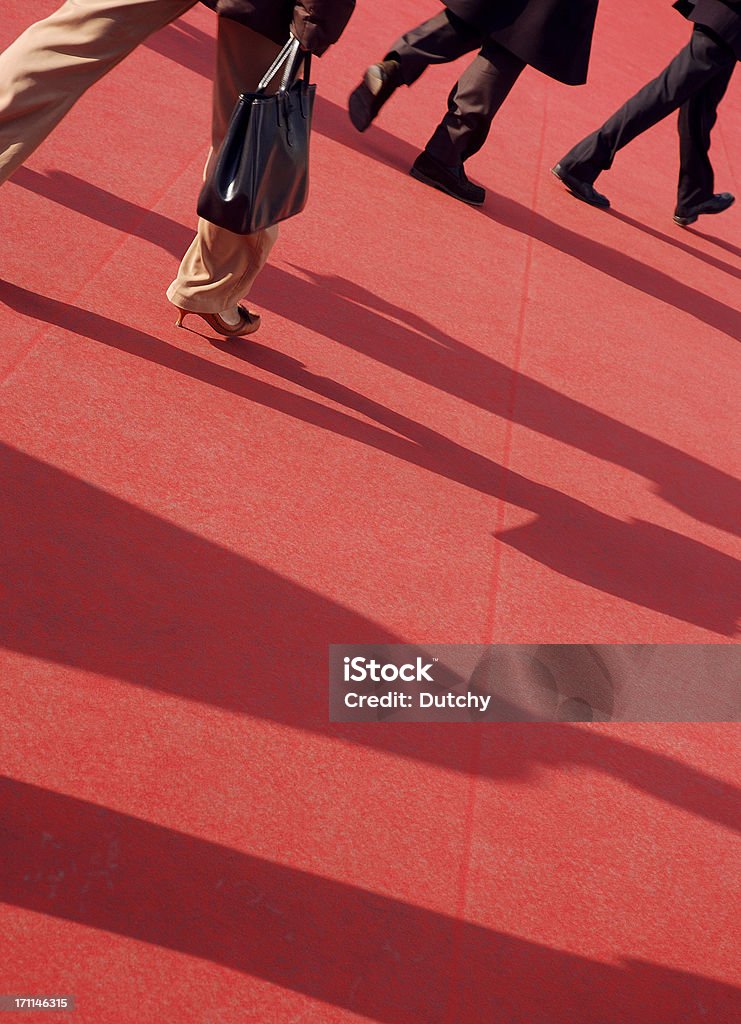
0,1,739,1021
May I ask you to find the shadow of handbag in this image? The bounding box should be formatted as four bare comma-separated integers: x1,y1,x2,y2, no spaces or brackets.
197,36,315,235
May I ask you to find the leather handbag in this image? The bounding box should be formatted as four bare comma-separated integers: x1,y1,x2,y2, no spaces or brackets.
197,36,315,234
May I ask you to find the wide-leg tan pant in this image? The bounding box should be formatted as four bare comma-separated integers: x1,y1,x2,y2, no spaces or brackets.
0,0,282,312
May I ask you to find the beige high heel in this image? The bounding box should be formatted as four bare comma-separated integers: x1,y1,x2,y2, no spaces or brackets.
175,305,261,337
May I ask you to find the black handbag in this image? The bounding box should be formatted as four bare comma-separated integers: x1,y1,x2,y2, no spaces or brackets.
197,36,315,235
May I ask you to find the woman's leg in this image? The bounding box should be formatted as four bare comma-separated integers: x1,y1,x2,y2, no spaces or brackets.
0,0,196,186
166,21,283,315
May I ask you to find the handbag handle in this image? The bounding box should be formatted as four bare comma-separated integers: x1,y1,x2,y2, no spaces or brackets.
257,35,312,95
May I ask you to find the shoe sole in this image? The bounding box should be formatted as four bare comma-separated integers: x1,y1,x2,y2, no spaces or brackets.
349,66,391,132
550,166,610,209
409,165,485,207
348,85,372,132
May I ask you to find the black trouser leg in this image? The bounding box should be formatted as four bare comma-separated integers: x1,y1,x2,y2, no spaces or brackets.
676,60,735,213
388,10,482,86
559,27,736,183
425,40,525,166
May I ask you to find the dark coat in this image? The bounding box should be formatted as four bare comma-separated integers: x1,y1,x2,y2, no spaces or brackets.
201,0,355,56
675,0,741,58
442,0,600,85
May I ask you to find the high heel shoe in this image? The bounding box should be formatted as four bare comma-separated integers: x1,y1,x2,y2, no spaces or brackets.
174,304,261,337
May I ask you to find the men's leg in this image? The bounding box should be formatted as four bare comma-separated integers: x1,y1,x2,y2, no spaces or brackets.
675,60,735,213
166,21,283,314
557,27,736,183
389,10,482,86
424,39,525,168
408,40,523,206
348,10,481,133
0,0,196,186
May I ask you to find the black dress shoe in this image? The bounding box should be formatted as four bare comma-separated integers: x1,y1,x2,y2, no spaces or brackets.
551,163,610,209
410,151,485,206
348,59,401,132
673,192,735,226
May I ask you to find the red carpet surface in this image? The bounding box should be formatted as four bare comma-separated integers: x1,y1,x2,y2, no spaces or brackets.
0,1,739,1021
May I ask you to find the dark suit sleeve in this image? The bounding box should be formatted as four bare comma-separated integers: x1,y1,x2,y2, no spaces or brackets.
291,0,356,55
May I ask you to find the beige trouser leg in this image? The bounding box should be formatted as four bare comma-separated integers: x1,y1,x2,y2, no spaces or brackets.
0,2,281,315
166,20,283,314
0,0,197,184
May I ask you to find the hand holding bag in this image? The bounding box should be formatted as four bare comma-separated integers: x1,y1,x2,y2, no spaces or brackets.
197,36,315,235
